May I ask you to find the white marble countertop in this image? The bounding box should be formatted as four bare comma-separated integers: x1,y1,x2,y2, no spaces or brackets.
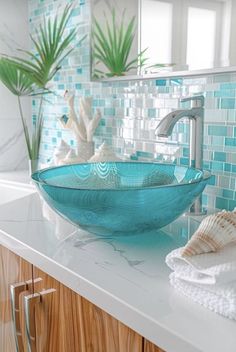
0,178,235,352
0,170,33,187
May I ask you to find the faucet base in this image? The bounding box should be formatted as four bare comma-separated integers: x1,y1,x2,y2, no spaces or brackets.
184,208,207,216
184,197,207,216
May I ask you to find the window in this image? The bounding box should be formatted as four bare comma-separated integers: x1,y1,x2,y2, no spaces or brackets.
141,0,173,67
186,6,216,69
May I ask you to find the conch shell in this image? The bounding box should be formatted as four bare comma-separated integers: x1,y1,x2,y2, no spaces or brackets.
89,142,121,162
181,210,236,257
53,139,71,165
58,149,85,165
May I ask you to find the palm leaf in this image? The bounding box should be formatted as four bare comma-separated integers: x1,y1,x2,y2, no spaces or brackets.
0,4,78,160
5,4,76,88
0,58,42,96
92,8,137,76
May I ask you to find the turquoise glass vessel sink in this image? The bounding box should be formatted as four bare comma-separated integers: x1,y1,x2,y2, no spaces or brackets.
32,162,210,235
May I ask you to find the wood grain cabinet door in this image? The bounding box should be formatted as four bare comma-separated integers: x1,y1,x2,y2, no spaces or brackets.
144,339,165,352
0,250,166,352
75,295,143,352
33,266,143,352
0,244,34,352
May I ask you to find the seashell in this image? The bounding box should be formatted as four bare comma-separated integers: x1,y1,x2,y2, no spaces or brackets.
89,142,122,162
58,149,85,165
181,210,236,257
53,139,71,165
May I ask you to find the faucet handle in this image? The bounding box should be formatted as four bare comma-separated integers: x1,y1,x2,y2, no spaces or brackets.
180,95,204,107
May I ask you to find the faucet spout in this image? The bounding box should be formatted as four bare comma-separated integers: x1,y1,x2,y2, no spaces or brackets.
155,105,203,169
155,95,205,215
155,109,195,137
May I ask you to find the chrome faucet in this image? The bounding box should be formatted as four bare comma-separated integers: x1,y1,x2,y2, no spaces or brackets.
155,95,205,214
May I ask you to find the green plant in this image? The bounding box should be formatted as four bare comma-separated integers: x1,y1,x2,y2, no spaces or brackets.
93,8,140,78
0,4,79,160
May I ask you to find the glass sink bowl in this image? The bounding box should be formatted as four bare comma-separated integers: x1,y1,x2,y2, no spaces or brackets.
32,162,210,235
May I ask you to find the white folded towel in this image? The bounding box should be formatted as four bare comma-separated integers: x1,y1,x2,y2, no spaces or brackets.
169,273,236,320
166,244,236,285
166,244,236,320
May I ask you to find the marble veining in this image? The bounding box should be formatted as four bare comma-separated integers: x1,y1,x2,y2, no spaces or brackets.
0,189,235,352
0,120,28,171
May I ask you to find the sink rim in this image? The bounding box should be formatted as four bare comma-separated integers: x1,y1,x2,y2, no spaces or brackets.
32,162,211,192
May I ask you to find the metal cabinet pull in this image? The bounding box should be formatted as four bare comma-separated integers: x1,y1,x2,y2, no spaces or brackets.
10,282,27,352
10,278,42,352
24,289,56,352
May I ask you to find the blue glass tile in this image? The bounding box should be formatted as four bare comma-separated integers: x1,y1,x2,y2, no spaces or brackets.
99,99,105,107
203,161,210,169
220,98,235,109
214,90,235,97
207,175,216,186
104,108,115,116
155,79,166,86
71,7,80,16
222,189,234,199
136,151,153,158
58,84,64,90
148,109,156,118
183,147,189,157
229,200,236,211
170,78,183,85
225,138,236,147
224,163,232,172
75,83,82,90
213,151,226,162
77,68,83,74
99,119,106,126
210,161,224,171
208,126,227,136
179,157,189,166
211,136,225,146
232,165,236,173
220,83,236,89
93,99,99,107
215,197,229,210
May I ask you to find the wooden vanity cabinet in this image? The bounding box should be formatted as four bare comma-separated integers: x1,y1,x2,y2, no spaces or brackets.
0,244,165,352
144,340,165,352
0,245,33,352
33,266,165,352
33,266,143,352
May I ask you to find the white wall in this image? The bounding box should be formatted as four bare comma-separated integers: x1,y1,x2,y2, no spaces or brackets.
0,0,30,171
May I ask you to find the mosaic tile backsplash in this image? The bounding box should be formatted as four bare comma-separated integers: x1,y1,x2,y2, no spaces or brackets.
29,0,236,211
